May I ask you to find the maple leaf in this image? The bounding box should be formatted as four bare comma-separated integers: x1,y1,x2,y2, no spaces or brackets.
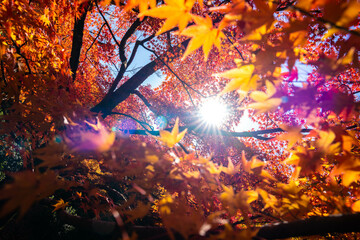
157,118,187,148
52,199,69,212
285,146,324,176
247,80,282,114
138,0,195,34
257,188,277,210
0,171,66,217
316,130,341,154
242,24,268,41
64,120,115,152
335,1,360,27
331,153,360,187
217,64,257,95
275,125,303,149
241,151,275,180
40,8,51,26
221,157,240,175
124,202,151,222
181,15,225,61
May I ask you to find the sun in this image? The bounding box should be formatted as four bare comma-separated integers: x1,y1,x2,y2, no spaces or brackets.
199,98,229,127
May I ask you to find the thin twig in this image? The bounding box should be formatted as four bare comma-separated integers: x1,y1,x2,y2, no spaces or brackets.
132,90,159,115
110,112,154,131
140,44,197,106
84,23,105,61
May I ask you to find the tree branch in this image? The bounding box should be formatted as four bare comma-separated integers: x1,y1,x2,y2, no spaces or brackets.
289,5,360,37
110,112,154,131
10,38,32,74
141,44,196,106
84,23,105,61
70,2,91,81
56,209,360,240
256,213,360,239
107,18,144,93
115,123,360,139
132,89,159,115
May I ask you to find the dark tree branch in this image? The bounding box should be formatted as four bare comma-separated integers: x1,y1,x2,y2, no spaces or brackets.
141,44,196,106
10,38,32,74
127,34,155,69
95,1,121,48
70,2,91,81
84,23,105,61
288,5,360,37
225,33,245,61
91,39,190,116
115,123,360,140
256,213,360,239
56,208,360,240
1,60,6,87
107,18,144,93
110,112,154,131
132,89,159,115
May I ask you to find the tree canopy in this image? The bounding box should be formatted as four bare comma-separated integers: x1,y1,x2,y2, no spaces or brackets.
1,0,360,239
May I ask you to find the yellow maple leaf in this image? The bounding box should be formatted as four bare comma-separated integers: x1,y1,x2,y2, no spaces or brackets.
316,130,341,154
138,0,195,34
217,64,257,95
241,151,275,180
247,80,282,114
40,8,51,26
222,158,240,175
219,185,235,203
157,118,187,148
124,202,151,222
52,199,69,212
180,15,225,61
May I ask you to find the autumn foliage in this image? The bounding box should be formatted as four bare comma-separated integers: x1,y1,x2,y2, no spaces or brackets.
1,0,360,239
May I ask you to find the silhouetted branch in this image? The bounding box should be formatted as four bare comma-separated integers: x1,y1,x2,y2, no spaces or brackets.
56,209,360,240
132,90,159,115
95,2,121,48
288,4,360,37
110,112,154,131
10,38,32,74
84,23,105,61
70,2,91,81
256,213,360,239
116,123,360,139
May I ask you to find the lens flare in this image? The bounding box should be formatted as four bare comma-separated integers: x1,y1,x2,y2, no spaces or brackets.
199,98,228,127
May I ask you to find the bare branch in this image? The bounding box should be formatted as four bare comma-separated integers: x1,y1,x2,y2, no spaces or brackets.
84,23,105,61
95,2,121,48
70,2,91,81
110,112,154,131
132,89,159,115
107,18,144,93
10,38,32,74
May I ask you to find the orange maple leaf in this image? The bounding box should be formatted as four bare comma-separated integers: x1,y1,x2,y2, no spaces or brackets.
52,199,69,212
